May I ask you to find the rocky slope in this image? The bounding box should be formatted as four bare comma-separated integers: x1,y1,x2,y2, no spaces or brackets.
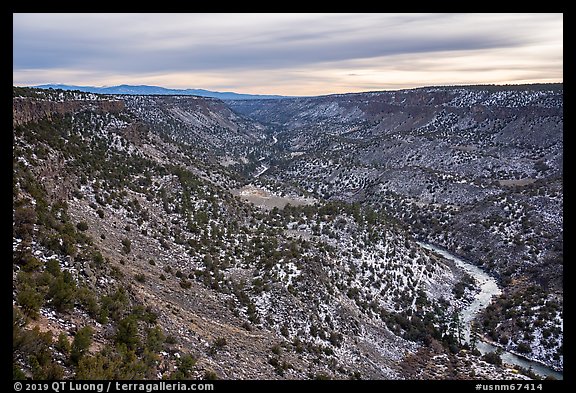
228,84,563,370
12,85,560,380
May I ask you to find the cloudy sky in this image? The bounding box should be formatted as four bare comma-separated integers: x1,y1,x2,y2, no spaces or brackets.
13,13,563,96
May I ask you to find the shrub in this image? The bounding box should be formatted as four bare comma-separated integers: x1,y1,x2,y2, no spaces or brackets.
292,337,304,354
115,315,140,350
30,355,64,380
56,332,71,355
209,337,227,355
99,288,129,323
269,356,291,376
48,273,76,311
165,335,177,345
204,370,218,380
76,286,99,318
452,282,466,299
350,371,361,380
160,239,170,250
93,251,105,266
17,285,44,319
482,351,502,366
329,331,343,347
131,305,157,324
213,337,227,349
76,221,89,231
169,354,196,379
121,238,131,254
71,326,94,364
517,342,532,354
13,365,26,380
61,236,77,257
271,344,281,355
76,353,114,379
179,354,196,373
16,252,42,272
145,326,164,352
14,206,36,240
45,258,62,277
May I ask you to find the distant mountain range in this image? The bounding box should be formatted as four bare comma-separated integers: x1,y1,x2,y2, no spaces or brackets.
33,84,287,100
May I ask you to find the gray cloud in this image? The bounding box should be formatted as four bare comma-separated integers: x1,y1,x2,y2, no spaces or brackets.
13,13,563,94
12,14,529,70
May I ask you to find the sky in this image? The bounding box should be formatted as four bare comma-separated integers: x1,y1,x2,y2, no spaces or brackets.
13,13,563,96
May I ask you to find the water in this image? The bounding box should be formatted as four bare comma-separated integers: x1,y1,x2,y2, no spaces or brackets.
476,341,563,380
418,242,563,380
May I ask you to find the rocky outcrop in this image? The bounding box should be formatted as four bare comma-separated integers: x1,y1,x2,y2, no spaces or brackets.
13,97,124,126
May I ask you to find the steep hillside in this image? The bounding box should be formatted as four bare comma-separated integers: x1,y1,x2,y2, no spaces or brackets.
228,84,563,370
13,87,532,380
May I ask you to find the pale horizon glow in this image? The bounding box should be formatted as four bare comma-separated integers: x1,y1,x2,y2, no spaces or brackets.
13,13,563,96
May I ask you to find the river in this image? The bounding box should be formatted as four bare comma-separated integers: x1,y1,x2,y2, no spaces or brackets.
417,242,563,380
